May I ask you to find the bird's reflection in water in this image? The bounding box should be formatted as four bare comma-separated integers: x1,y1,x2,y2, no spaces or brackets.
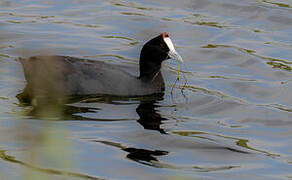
136,93,167,134
128,93,170,165
17,88,168,134
95,140,168,167
16,90,99,120
17,90,170,165
125,147,168,166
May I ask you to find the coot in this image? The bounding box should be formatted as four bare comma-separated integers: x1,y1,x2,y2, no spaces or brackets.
19,32,183,97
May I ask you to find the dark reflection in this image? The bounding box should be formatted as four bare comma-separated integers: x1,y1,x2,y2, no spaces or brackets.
94,140,168,167
30,104,99,121
17,86,168,133
17,87,170,166
136,93,167,134
125,148,168,165
16,89,100,120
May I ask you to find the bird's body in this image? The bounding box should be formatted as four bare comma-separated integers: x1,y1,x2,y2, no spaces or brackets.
19,55,164,97
18,32,183,100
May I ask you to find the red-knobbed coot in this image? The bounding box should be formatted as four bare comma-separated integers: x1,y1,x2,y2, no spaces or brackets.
19,32,183,97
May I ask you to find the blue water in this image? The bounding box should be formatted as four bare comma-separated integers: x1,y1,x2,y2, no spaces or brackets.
0,0,291,179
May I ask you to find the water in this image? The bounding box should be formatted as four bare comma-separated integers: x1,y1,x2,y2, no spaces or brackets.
0,0,292,179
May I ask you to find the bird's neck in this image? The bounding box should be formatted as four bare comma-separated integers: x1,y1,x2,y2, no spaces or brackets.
138,63,162,82
138,59,165,92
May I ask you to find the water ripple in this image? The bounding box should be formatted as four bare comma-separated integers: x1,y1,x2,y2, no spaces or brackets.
261,0,292,8
93,140,240,172
0,149,105,180
202,44,292,72
172,131,280,157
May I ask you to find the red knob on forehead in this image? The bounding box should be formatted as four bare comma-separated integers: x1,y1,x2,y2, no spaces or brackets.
161,32,170,39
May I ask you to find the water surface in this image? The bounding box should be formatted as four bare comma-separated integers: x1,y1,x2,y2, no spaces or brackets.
0,0,292,179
